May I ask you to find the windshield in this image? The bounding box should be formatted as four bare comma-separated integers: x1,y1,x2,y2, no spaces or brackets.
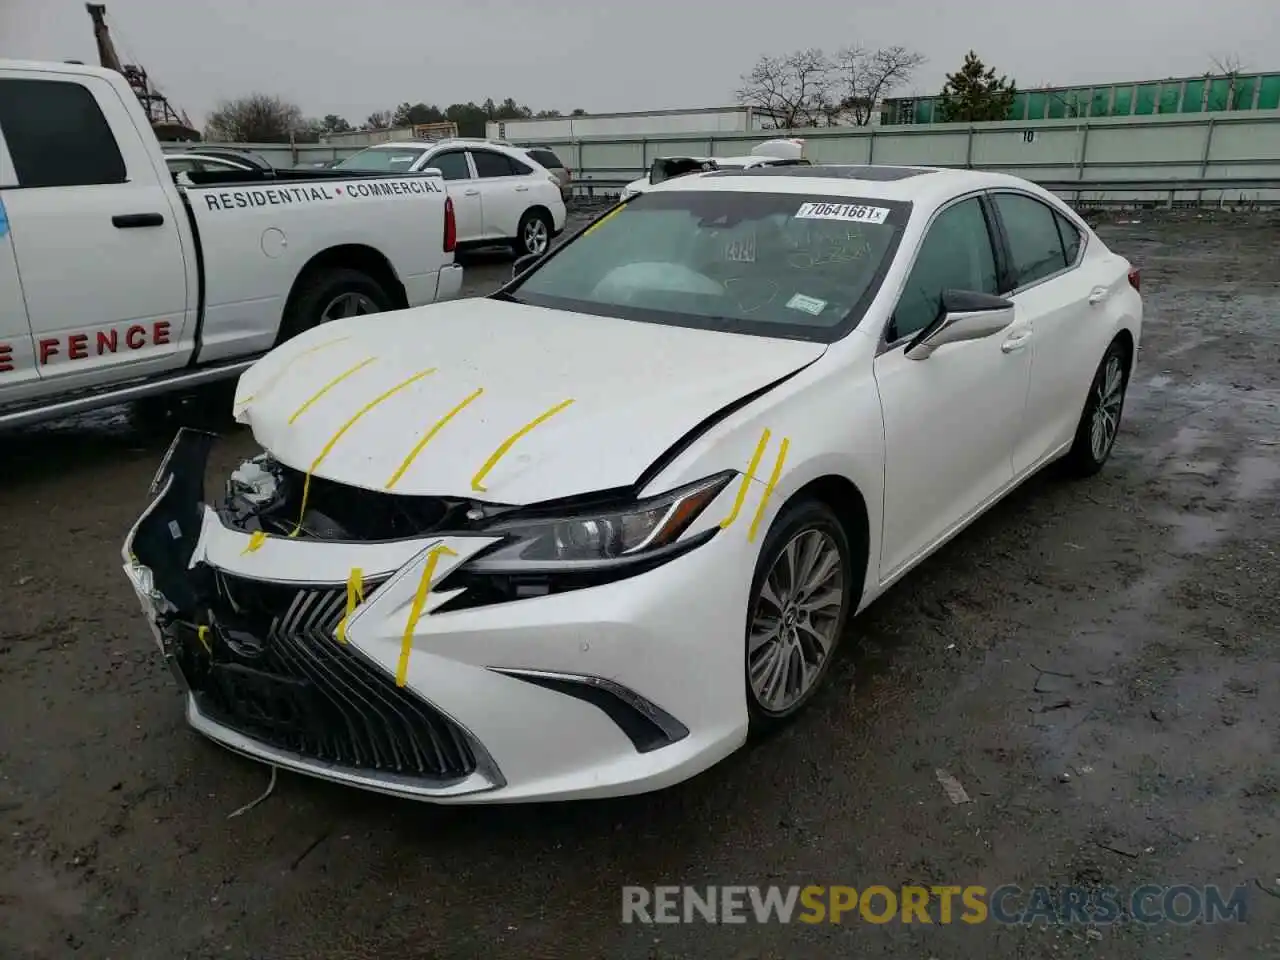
508,190,908,342
335,147,428,173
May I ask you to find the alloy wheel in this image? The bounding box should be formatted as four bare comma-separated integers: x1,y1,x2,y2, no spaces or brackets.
748,528,845,714
523,218,549,255
1090,355,1125,461
320,292,379,323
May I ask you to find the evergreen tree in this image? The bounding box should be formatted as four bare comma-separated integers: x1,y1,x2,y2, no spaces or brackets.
937,51,1017,122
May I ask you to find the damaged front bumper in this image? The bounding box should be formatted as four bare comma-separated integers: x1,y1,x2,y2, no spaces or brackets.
121,430,753,803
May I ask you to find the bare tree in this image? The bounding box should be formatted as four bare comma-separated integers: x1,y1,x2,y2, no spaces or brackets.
205,94,305,143
1208,53,1248,109
736,49,834,128
830,46,926,125
363,110,393,131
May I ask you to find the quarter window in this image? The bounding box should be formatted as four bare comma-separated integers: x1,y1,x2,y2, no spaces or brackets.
993,193,1069,288
891,198,999,341
0,78,127,188
428,150,471,180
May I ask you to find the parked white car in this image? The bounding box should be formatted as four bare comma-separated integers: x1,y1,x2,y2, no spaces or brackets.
0,59,463,429
124,163,1141,804
335,139,567,257
621,138,810,199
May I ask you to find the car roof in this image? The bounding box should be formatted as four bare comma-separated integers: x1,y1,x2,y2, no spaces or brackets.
166,153,251,165
659,164,1037,205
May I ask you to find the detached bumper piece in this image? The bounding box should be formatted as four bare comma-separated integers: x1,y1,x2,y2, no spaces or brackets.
167,574,477,781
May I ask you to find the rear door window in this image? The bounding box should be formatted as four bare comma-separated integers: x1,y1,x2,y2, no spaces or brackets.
0,77,127,187
992,193,1069,288
471,150,519,178
1054,210,1083,263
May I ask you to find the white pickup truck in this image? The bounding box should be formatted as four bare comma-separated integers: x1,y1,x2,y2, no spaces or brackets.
0,59,464,429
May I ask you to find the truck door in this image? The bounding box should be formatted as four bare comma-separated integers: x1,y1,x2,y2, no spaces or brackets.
0,71,191,391
0,150,40,403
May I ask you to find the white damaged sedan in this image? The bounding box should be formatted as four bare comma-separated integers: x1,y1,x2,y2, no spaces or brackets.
123,164,1142,804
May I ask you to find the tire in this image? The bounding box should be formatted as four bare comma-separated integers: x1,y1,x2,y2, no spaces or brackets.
514,209,553,258
744,498,856,735
1062,339,1130,477
278,267,393,344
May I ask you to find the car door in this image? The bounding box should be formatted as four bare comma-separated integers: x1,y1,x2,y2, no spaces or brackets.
0,73,189,390
468,149,528,241
0,137,40,403
873,195,1032,581
423,148,481,243
987,191,1097,475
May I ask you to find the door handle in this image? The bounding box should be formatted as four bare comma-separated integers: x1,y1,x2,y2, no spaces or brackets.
1001,331,1032,353
1088,286,1109,306
112,212,165,228
464,189,480,196
515,185,529,192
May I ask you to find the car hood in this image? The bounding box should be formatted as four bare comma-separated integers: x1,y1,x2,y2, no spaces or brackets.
233,298,825,504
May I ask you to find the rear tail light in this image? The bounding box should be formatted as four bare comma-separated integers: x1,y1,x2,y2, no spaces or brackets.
1127,267,1140,292
443,196,456,253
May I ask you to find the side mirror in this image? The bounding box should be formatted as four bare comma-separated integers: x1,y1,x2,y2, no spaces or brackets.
904,289,1015,361
511,253,541,280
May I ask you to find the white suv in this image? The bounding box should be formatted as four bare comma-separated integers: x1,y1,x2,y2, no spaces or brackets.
335,140,567,256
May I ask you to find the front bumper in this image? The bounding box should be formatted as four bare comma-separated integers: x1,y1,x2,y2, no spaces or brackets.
121,431,754,803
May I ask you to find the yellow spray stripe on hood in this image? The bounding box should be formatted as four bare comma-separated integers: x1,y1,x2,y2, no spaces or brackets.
289,356,378,424
289,367,438,536
234,334,353,410
470,398,575,493
386,387,485,490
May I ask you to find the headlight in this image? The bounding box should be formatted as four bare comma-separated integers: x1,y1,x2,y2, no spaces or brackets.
464,472,732,574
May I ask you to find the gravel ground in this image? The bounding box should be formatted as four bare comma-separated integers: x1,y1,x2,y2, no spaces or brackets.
1,209,1278,959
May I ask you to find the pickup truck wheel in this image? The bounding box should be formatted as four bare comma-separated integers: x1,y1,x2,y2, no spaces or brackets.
281,267,393,342
515,210,552,258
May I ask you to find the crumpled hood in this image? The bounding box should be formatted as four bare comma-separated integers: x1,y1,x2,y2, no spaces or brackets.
233,298,825,503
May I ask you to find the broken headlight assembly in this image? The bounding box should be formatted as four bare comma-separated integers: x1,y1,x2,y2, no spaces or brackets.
435,472,734,609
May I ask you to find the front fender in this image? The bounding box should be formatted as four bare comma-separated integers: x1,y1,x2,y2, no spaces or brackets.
641,352,886,599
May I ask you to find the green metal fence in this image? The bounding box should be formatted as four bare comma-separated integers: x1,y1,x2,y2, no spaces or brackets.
884,72,1280,125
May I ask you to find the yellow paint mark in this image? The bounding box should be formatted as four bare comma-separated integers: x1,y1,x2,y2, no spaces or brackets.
241,530,267,555
396,545,458,687
197,624,212,654
289,367,438,536
748,437,790,543
470,398,575,493
335,567,364,644
385,387,485,490
583,204,625,236
233,335,353,409
288,356,377,424
719,428,772,529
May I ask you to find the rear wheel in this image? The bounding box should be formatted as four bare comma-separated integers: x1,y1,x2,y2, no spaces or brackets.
745,499,855,734
515,209,552,258
1062,339,1130,477
279,267,393,343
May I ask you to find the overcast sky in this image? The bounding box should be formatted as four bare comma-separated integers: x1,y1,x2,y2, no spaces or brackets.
2,0,1277,126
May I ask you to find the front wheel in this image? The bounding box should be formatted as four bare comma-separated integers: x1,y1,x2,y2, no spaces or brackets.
515,209,552,258
1062,340,1130,477
745,499,855,734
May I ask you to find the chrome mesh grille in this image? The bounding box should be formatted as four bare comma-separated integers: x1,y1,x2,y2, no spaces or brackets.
176,573,477,781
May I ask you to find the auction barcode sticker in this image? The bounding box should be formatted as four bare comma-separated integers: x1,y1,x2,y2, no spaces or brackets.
795,202,890,224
